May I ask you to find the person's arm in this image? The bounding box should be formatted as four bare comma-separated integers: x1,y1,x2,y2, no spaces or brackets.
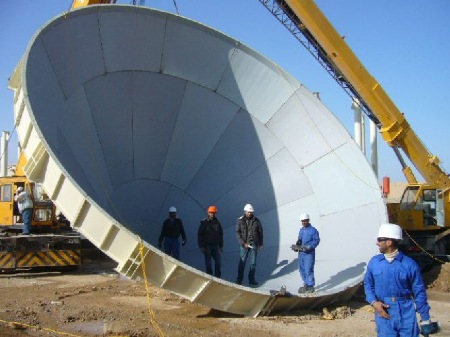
218,221,224,250
235,218,245,247
410,261,431,321
363,261,377,305
310,228,320,249
179,219,187,245
296,228,302,246
364,259,390,319
198,221,205,249
158,221,166,247
15,192,26,203
257,218,263,249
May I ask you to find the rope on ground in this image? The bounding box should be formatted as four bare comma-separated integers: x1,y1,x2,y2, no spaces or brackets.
138,237,166,337
0,318,82,337
403,230,447,265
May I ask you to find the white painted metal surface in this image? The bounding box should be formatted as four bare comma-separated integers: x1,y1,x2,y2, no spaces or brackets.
0,131,9,177
9,5,387,316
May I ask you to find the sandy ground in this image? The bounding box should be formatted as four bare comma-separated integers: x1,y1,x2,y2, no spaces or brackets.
0,256,449,337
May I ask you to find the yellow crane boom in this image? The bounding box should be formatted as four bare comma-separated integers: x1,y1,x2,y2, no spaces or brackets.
258,1,450,254
271,0,449,189
71,0,116,10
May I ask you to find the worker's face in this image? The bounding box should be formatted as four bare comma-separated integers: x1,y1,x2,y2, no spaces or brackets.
245,211,253,218
301,219,309,227
376,237,391,253
208,211,216,219
169,212,176,218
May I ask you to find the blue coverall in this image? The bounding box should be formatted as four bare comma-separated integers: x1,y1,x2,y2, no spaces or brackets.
297,224,320,287
364,252,431,337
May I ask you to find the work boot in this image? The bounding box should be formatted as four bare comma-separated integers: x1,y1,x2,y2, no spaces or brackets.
249,280,259,287
305,286,315,293
298,286,307,294
236,279,242,285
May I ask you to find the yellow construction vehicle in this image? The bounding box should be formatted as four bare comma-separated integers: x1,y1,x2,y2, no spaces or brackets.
71,0,116,9
0,0,119,275
258,0,450,260
0,153,81,272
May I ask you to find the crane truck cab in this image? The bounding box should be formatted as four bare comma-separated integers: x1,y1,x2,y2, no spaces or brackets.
0,178,69,233
0,153,81,272
393,185,448,256
397,186,444,229
0,153,70,233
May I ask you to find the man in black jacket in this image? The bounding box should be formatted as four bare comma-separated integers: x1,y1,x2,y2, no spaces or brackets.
158,206,186,260
198,205,224,278
235,204,263,286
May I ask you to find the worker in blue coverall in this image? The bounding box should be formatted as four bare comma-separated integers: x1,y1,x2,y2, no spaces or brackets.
295,213,320,294
364,223,439,337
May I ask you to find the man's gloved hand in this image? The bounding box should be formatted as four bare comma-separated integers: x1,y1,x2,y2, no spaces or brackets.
420,321,440,336
182,240,186,246
291,244,305,252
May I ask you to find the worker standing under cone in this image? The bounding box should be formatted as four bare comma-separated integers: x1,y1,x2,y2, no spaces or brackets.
293,213,320,293
235,204,264,286
198,205,224,278
158,206,187,260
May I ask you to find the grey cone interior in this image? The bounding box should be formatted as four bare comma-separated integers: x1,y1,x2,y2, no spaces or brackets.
16,5,387,315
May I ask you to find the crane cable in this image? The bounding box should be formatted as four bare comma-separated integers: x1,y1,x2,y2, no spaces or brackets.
172,0,179,15
403,230,447,265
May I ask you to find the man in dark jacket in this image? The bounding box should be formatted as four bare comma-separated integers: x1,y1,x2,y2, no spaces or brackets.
235,203,263,286
198,205,224,278
158,206,186,260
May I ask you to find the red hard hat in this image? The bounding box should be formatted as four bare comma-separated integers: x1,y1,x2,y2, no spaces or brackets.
208,205,218,213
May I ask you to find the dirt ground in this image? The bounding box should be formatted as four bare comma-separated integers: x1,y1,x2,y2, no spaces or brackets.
0,256,449,337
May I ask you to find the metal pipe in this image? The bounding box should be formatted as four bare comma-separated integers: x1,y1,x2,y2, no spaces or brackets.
370,119,378,177
352,99,364,154
0,131,9,177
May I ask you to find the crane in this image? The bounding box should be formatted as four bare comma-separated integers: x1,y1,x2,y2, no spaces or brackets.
258,0,450,259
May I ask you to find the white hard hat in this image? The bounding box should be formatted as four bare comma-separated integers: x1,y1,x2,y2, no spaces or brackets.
17,186,24,192
300,213,310,221
378,223,402,240
169,206,177,213
243,204,254,212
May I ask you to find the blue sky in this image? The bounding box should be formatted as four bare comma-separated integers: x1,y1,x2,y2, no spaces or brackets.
1,1,449,183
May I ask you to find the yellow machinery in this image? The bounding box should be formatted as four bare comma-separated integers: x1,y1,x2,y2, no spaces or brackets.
71,0,116,9
1,153,65,232
0,153,81,272
259,0,450,256
0,0,120,275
